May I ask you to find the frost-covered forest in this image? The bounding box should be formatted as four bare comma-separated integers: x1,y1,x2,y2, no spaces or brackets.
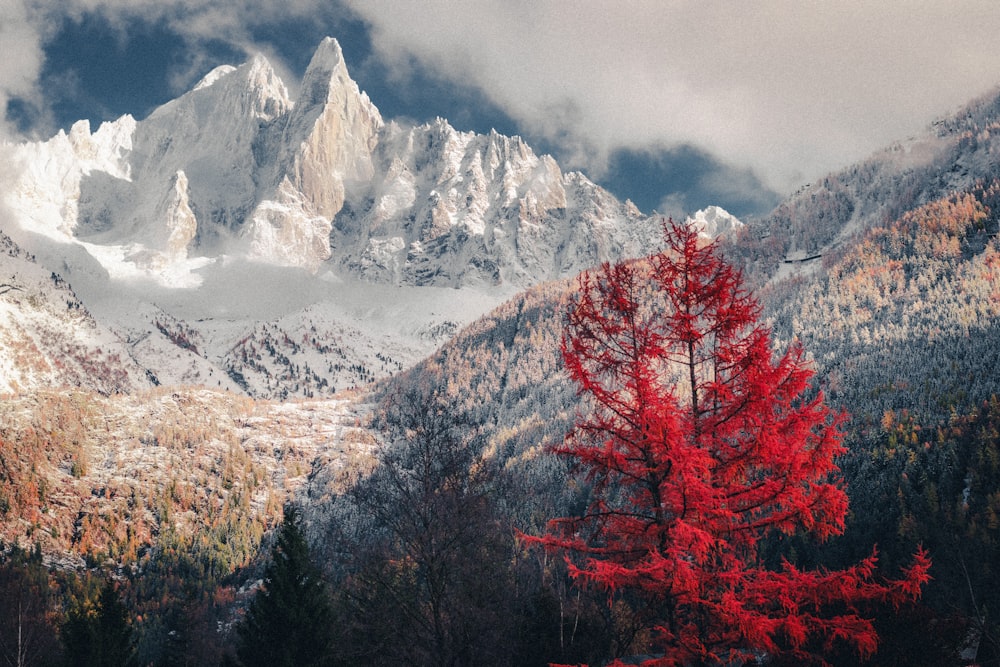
5,50,1000,667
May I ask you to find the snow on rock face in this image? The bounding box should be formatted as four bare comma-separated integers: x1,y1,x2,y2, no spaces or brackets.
243,39,383,268
277,37,383,222
48,53,296,281
6,116,135,241
246,177,334,270
686,205,744,239
163,171,198,259
5,36,654,288
122,52,291,238
193,65,237,91
331,117,653,288
123,170,201,272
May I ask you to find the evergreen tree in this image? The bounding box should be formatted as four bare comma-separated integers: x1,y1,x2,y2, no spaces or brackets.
62,580,135,667
234,506,332,667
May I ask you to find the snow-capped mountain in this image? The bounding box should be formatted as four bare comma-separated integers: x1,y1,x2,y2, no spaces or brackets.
0,37,661,399
5,37,656,289
685,205,743,239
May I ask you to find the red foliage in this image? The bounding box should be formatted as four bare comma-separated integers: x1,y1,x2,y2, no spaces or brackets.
527,220,930,666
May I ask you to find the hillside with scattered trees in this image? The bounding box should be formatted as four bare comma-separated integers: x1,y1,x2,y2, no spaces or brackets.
6,86,1000,667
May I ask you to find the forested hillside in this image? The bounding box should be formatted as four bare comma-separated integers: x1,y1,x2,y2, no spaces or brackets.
345,180,1000,663
728,87,1000,284
766,182,1000,427
5,78,1000,667
0,387,375,664
364,277,592,536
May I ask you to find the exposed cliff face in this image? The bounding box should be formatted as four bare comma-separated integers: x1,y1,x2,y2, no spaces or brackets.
4,37,654,287
333,119,654,287
102,53,292,250
162,171,198,261
246,177,335,270
278,37,383,220
240,38,386,270
7,115,135,242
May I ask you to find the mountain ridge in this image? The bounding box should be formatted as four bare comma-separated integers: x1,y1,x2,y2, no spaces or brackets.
0,37,662,400
5,37,658,289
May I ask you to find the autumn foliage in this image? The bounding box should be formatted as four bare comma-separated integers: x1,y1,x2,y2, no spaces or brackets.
529,219,930,666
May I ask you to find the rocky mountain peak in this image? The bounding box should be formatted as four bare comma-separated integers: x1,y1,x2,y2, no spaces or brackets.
273,38,384,226
5,36,657,295
293,37,380,128
193,64,236,91
686,205,743,239
242,54,294,120
300,37,348,93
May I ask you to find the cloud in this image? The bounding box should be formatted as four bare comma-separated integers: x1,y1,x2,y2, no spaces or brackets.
1,0,350,140
600,144,781,218
345,0,1000,193
7,0,1000,207
0,2,48,138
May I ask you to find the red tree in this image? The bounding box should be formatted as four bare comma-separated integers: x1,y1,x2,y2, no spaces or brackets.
529,219,930,666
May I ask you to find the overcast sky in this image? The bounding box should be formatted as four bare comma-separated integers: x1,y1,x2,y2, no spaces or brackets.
5,1,1000,218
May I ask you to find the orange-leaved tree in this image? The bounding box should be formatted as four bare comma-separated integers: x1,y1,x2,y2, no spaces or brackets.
527,219,930,666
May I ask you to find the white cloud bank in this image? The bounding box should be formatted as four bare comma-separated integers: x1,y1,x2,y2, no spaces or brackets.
5,0,1000,196
346,0,1000,192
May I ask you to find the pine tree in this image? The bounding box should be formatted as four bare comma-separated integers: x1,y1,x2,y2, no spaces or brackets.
527,219,931,666
62,580,135,667
234,506,333,667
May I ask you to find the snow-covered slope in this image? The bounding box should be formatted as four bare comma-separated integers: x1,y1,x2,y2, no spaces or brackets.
0,229,150,395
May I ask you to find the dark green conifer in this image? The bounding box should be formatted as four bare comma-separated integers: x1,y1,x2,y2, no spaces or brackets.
62,580,135,667
234,506,332,667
